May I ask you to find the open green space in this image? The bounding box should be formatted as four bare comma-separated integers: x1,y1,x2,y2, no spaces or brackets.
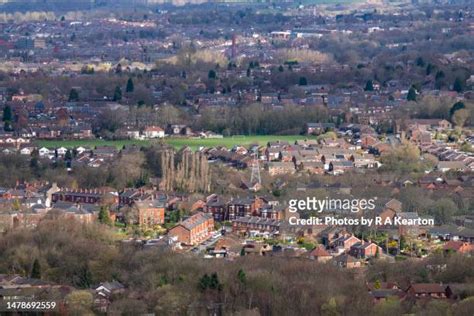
36,135,317,150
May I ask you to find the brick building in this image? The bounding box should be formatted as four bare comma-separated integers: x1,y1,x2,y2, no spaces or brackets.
52,188,119,205
168,212,214,245
134,200,165,227
232,216,281,234
206,196,282,221
350,241,381,258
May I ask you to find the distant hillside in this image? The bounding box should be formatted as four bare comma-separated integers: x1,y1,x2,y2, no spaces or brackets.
0,0,366,6
0,0,97,12
0,0,378,13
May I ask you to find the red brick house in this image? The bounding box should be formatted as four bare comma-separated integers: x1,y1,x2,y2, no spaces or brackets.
134,200,165,228
333,235,361,252
306,246,332,263
406,284,450,299
206,198,228,221
168,212,214,245
350,241,382,258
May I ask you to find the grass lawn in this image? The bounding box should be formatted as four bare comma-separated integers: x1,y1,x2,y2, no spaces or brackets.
36,135,317,150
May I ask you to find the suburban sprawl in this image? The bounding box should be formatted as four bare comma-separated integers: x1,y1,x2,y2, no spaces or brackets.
0,0,474,315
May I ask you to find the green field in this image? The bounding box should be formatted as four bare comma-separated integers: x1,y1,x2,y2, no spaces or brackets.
37,135,316,150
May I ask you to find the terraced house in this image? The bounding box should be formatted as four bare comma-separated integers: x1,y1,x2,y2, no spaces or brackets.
168,212,214,245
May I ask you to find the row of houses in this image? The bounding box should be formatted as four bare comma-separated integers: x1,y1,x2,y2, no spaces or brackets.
204,195,283,221
0,183,178,231
421,143,474,172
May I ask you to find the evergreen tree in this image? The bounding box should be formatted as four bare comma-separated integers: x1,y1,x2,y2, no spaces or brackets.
450,101,465,117
435,70,445,89
416,57,425,67
31,258,41,279
30,156,39,172
98,206,112,226
364,80,374,91
2,105,12,122
426,63,435,76
209,273,222,291
298,76,308,86
2,105,12,131
126,78,134,93
68,89,79,102
208,69,216,79
237,269,246,284
198,273,222,292
435,70,445,81
199,274,211,291
113,86,122,101
453,77,464,93
407,86,417,101
65,149,73,161
115,63,122,74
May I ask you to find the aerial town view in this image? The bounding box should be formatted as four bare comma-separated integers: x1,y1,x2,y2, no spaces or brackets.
0,0,473,314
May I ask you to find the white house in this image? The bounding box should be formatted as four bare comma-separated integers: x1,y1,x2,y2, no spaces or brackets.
39,147,51,157
20,147,33,155
56,147,68,156
76,146,87,155
143,126,165,139
126,130,141,140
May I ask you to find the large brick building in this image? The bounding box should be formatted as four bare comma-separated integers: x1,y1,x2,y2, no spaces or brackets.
206,196,282,221
168,212,214,245
52,188,119,205
134,200,165,228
